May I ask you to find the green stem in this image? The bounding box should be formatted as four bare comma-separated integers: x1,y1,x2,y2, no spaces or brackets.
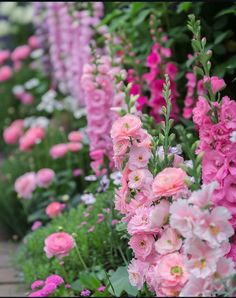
75,245,88,271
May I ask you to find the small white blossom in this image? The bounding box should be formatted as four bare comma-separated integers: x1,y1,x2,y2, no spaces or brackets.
84,175,97,182
81,193,96,205
110,171,122,186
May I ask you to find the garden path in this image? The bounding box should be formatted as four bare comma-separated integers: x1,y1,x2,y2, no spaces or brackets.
0,241,26,297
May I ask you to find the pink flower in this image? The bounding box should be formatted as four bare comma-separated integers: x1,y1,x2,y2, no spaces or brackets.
28,36,39,49
128,146,151,170
3,120,24,144
150,199,170,228
220,96,236,129
0,50,10,64
11,45,30,61
180,277,212,297
97,285,106,292
154,253,188,289
170,199,198,238
188,181,218,208
45,275,64,286
152,167,187,198
46,202,65,218
146,51,161,68
194,206,234,248
155,228,182,255
192,96,210,127
129,234,155,260
67,142,82,152
0,65,12,82
31,221,42,231
128,258,149,290
213,257,235,291
50,144,68,159
15,172,37,199
209,76,226,94
111,114,142,139
165,62,177,80
36,168,55,188
19,127,45,151
128,169,153,190
31,280,44,290
68,131,83,142
80,289,91,297
227,237,236,261
44,232,75,259
20,92,34,105
40,283,57,296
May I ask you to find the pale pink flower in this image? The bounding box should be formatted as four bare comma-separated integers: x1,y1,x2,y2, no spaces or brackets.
170,199,198,238
150,199,170,228
68,131,83,142
189,181,218,208
128,258,149,290
129,234,154,260
128,146,151,170
44,232,75,259
194,206,234,248
184,238,221,278
45,202,65,218
152,167,187,198
213,257,235,291
155,228,182,255
110,114,142,139
50,144,68,159
180,277,212,297
36,168,55,188
128,169,153,190
15,172,37,199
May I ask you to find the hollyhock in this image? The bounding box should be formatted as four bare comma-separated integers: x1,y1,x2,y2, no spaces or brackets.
15,172,37,199
36,168,55,188
128,258,149,290
46,202,65,218
129,234,155,260
44,232,75,259
152,167,187,198
155,228,182,255
0,65,12,82
150,199,170,228
50,144,68,159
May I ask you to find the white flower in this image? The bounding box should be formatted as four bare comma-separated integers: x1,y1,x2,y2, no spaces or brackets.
30,49,43,59
12,85,24,95
84,175,97,182
184,160,193,169
110,171,122,186
81,193,96,205
230,131,236,143
24,78,40,90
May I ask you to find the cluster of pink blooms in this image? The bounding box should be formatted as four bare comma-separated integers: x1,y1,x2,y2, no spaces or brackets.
44,232,75,259
44,2,103,105
111,113,235,296
81,56,125,176
193,75,236,258
3,119,45,151
183,56,205,119
15,168,55,199
49,131,83,159
28,274,65,297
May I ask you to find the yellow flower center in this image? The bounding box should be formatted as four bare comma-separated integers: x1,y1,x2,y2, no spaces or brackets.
209,224,220,236
171,266,183,277
134,176,140,182
194,259,206,269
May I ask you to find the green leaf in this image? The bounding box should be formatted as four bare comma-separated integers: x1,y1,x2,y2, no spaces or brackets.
177,2,192,13
71,279,82,292
215,6,236,18
108,266,138,297
133,8,152,26
79,273,101,291
213,30,233,45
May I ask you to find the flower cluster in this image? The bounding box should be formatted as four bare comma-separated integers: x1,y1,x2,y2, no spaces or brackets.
111,109,235,296
28,274,65,297
15,168,55,199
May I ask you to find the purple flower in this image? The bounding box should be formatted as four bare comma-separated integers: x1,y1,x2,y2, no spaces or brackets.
97,285,106,292
80,289,91,297
45,274,64,286
41,282,57,296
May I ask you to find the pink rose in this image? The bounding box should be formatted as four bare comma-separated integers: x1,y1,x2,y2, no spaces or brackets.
50,144,68,159
129,234,154,260
36,168,55,188
152,167,187,198
0,65,12,82
44,232,75,259
11,45,30,61
46,202,65,218
68,131,83,142
15,172,37,199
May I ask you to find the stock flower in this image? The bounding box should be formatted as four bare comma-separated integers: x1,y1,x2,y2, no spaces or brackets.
15,172,37,199
152,167,187,198
128,146,151,170
36,168,55,188
128,169,153,190
129,234,155,260
44,232,75,259
45,202,65,218
155,228,182,255
128,258,149,290
150,199,170,228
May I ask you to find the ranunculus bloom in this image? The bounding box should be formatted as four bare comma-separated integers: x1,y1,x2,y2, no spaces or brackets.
110,114,142,139
68,131,83,142
155,228,182,255
152,167,187,198
129,234,154,260
15,172,37,199
36,168,55,188
50,144,68,159
46,202,65,218
11,45,31,61
0,65,12,82
3,119,24,144
44,232,75,259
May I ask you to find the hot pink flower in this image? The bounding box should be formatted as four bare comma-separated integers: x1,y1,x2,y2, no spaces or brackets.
209,76,226,94
50,144,68,159
129,234,154,260
111,114,142,139
0,65,12,82
45,275,64,286
128,258,149,290
192,96,210,127
44,232,75,259
155,228,182,255
152,167,187,198
11,45,31,61
15,172,37,199
31,280,44,290
128,146,151,170
36,168,55,188
28,36,39,49
150,199,170,228
220,96,236,129
46,202,65,218
68,131,83,142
